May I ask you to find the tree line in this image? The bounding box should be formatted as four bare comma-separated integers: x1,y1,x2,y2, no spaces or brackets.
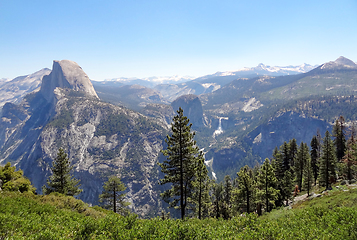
2,108,357,220
159,109,357,219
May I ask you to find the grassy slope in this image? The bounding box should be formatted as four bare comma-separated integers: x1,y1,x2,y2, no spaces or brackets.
2,187,357,239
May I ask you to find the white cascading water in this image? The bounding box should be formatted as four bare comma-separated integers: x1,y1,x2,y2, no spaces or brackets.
213,117,228,137
210,117,228,180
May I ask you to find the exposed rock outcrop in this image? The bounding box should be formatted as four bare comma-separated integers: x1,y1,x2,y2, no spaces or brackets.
0,60,167,217
319,56,357,71
332,56,357,68
40,60,98,103
171,94,205,127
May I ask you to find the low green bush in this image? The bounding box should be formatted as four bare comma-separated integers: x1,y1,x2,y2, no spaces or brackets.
2,189,357,239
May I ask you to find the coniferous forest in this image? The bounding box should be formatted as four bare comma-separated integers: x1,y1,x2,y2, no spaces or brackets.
2,109,357,239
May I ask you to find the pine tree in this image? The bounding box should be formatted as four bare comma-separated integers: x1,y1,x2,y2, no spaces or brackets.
99,176,130,215
280,170,294,206
271,147,284,181
342,126,357,181
317,129,323,159
271,147,284,207
272,144,294,207
222,175,233,219
318,131,337,190
289,139,298,168
310,135,320,185
303,157,313,196
256,158,279,213
43,148,82,196
211,182,223,218
333,116,346,161
281,142,291,172
234,165,255,213
294,142,309,191
159,107,202,220
190,152,210,219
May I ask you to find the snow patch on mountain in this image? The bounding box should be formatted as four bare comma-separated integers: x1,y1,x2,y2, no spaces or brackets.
210,63,316,78
238,63,316,74
104,75,196,85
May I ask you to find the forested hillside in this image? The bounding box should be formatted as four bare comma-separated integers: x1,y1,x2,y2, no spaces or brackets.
1,57,357,220
2,111,357,238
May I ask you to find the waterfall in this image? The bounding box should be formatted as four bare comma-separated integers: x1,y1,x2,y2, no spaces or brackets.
213,117,228,137
217,118,223,132
210,116,228,180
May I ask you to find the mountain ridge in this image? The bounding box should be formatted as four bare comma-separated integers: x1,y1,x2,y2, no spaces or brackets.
1,56,357,216
0,60,169,217
40,60,98,103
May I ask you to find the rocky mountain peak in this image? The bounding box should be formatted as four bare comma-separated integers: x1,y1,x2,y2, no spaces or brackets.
334,56,357,67
171,94,205,127
321,56,357,70
40,60,98,102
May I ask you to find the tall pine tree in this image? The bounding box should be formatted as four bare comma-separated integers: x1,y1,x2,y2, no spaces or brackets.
190,152,210,219
159,107,202,219
272,144,293,207
318,131,337,190
222,175,233,219
310,135,320,185
333,116,346,162
234,165,255,213
289,139,298,168
281,142,291,172
43,148,82,196
280,170,294,206
294,142,309,191
303,157,313,196
211,182,224,218
342,126,357,181
256,158,279,214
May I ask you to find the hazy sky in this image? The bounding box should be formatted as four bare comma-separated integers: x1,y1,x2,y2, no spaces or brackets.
1,0,356,80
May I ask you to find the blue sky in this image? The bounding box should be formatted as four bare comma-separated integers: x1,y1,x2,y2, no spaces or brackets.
1,0,357,80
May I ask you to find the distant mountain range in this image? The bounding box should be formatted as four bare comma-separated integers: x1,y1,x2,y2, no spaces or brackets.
92,62,318,104
97,62,317,87
198,63,317,79
0,62,318,109
98,75,196,88
0,68,50,108
1,56,357,217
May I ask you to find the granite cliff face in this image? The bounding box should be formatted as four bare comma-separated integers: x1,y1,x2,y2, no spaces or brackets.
0,60,167,217
41,60,98,103
171,94,206,127
2,56,357,215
